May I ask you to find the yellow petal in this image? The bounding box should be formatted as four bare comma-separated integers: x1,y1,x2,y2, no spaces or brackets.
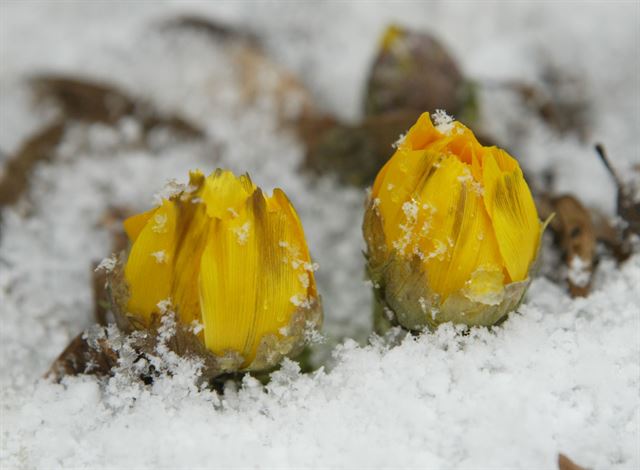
413,156,503,298
270,188,317,296
169,190,211,328
124,199,178,322
489,147,518,172
373,117,487,257
250,189,314,348
373,144,444,253
187,169,205,188
201,169,256,219
402,112,440,151
444,125,483,166
482,150,540,282
123,208,157,243
380,24,404,52
124,170,205,244
199,189,311,365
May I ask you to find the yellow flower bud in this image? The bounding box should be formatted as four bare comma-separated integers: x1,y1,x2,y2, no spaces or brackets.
364,111,542,330
117,169,322,372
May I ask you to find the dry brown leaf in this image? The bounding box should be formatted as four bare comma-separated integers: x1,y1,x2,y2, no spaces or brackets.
50,254,225,384
483,63,591,140
0,76,203,210
558,453,588,470
540,194,596,297
232,45,316,127
31,76,136,124
46,314,224,385
46,332,119,381
30,75,203,139
46,290,224,384
92,261,111,327
92,206,133,326
0,121,65,207
159,15,259,46
159,15,316,129
590,208,631,262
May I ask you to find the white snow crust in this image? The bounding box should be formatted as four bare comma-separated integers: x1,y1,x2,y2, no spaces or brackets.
1,2,639,469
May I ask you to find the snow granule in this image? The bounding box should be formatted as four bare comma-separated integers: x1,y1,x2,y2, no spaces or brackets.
304,320,326,344
95,255,117,273
153,178,186,204
191,320,204,336
290,294,312,309
392,200,420,255
298,272,310,289
156,298,173,315
150,250,167,264
567,256,591,288
392,132,407,149
232,221,251,245
433,109,455,134
151,213,168,233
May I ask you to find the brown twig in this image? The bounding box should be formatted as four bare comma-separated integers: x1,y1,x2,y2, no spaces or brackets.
594,143,622,187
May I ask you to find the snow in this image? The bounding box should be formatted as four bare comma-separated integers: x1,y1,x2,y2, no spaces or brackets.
433,109,455,135
94,255,117,273
150,250,167,264
1,1,639,469
4,265,640,468
231,221,251,246
567,256,592,289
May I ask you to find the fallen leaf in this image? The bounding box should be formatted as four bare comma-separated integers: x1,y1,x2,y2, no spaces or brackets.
159,14,259,46
92,261,111,327
483,62,591,140
159,15,316,129
46,332,119,381
92,206,132,326
0,120,65,207
558,453,588,470
539,194,596,297
30,75,203,139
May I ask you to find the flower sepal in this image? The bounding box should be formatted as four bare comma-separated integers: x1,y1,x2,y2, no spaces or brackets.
367,246,535,334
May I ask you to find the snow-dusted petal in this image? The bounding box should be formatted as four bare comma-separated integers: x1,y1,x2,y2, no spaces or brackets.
482,149,540,282
124,199,178,321
199,189,312,365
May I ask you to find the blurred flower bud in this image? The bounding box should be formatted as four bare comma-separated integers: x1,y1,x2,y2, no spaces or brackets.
113,169,322,372
364,24,477,126
364,111,542,330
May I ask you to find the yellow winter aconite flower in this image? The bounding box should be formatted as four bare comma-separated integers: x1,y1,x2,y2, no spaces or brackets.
119,169,321,371
364,111,542,330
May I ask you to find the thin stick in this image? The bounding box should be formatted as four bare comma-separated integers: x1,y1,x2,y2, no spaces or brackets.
594,143,622,187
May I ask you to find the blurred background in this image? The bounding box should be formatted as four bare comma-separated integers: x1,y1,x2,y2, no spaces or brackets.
1,1,639,384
